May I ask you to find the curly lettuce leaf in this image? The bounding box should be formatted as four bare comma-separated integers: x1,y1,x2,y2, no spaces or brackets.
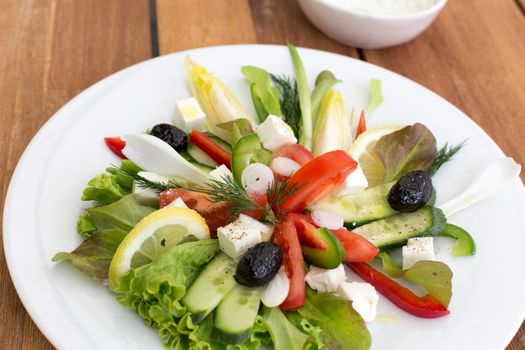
87,194,155,232
297,288,371,350
378,253,453,307
241,66,282,122
106,160,143,191
76,213,96,238
262,307,309,350
285,311,324,350
81,173,128,204
52,228,126,281
363,123,437,186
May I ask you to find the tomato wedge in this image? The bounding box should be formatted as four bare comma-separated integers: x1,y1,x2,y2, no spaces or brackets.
240,192,268,220
189,130,231,168
272,217,305,310
331,228,378,262
274,144,313,166
290,213,327,250
104,137,127,159
159,189,231,237
349,262,449,318
279,150,357,212
356,110,366,138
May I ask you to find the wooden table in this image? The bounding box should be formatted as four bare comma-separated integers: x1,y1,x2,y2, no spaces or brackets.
1,0,524,348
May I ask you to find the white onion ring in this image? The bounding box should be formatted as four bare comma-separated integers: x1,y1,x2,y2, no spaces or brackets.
311,209,344,230
270,157,301,177
241,163,274,194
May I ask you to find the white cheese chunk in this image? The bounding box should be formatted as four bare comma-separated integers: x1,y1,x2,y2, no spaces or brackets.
166,197,188,208
255,115,297,151
261,267,289,307
209,164,233,182
132,171,169,206
217,220,262,260
305,264,346,293
239,213,274,241
402,237,435,270
335,163,368,195
173,97,206,132
337,282,379,322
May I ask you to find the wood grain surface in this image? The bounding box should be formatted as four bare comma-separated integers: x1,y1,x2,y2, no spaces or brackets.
0,0,523,349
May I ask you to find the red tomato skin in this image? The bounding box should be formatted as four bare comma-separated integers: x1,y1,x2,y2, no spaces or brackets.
274,144,314,166
331,228,379,262
272,218,306,310
159,189,231,237
240,192,268,220
104,137,127,159
280,150,358,213
290,213,328,250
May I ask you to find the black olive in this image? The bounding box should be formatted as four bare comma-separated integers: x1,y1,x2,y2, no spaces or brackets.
150,124,187,151
387,170,433,212
235,242,283,287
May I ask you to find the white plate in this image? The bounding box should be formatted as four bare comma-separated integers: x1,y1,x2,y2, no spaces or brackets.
3,45,525,350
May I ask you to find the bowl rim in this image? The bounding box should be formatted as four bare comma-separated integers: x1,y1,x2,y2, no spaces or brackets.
305,0,449,21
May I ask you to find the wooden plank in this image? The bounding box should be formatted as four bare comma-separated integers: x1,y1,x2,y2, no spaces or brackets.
0,0,151,348
156,0,257,53
362,0,525,183
248,0,358,57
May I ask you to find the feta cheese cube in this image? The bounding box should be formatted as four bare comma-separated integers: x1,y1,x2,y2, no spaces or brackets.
217,220,262,260
255,115,297,151
166,197,188,208
335,164,369,195
209,164,233,182
402,237,435,270
173,97,206,132
239,213,274,241
337,282,379,322
132,171,169,206
305,264,346,293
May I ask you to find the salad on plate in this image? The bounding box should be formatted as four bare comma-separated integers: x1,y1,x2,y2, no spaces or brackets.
53,44,520,349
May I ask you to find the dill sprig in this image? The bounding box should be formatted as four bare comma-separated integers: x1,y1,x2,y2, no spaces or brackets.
271,74,301,138
428,141,466,176
114,165,302,224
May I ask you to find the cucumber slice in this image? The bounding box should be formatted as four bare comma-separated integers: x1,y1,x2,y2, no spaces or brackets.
182,253,237,323
231,134,266,185
353,206,446,248
187,142,219,167
212,284,262,345
302,228,344,269
308,182,397,228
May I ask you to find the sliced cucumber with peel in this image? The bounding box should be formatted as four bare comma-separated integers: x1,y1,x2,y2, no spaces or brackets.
182,253,237,323
353,206,446,249
212,284,262,345
302,228,344,269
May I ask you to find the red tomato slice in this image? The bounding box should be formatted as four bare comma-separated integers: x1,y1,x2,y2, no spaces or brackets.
272,218,306,310
159,189,231,237
274,144,313,166
104,137,127,159
331,228,379,262
290,213,328,250
280,150,357,213
240,192,268,220
356,110,366,138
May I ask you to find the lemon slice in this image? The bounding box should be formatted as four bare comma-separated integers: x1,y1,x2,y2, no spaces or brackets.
108,207,210,289
349,126,404,187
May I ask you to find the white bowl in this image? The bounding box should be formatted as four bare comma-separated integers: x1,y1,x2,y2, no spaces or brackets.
298,0,448,49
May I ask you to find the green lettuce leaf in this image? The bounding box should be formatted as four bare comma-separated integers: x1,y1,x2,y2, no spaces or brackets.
115,240,219,348
363,123,437,186
262,307,309,350
217,118,254,145
368,79,383,113
378,253,453,307
285,311,324,350
52,228,127,281
81,174,128,204
87,194,155,232
241,66,282,122
106,160,142,191
297,289,371,350
76,213,96,239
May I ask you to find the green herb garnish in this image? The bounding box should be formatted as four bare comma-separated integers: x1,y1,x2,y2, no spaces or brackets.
428,141,466,176
271,74,301,138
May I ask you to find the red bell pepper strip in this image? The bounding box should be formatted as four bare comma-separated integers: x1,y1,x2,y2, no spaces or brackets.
189,130,231,168
290,213,328,250
356,110,366,138
104,137,127,159
331,228,379,262
279,150,357,213
349,262,450,318
272,217,306,310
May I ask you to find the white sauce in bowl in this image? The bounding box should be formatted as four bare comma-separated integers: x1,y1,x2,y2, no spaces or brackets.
320,0,440,16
